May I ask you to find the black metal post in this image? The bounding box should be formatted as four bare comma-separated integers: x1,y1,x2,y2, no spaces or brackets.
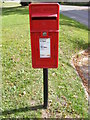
43,68,48,109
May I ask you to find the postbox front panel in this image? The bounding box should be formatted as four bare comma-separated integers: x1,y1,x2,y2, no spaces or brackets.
29,3,59,68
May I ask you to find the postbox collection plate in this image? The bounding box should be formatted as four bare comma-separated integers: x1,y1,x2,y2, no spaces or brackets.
39,38,50,58
29,3,59,68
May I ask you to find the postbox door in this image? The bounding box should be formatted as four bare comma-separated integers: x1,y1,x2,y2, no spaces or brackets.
31,32,58,68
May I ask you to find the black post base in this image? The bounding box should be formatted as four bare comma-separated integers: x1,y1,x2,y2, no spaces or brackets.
43,68,48,109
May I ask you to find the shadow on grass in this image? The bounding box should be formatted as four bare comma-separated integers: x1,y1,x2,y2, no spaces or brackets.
2,6,29,16
1,105,44,116
69,38,88,50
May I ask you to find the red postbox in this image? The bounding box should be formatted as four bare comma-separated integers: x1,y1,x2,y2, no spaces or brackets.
29,3,59,68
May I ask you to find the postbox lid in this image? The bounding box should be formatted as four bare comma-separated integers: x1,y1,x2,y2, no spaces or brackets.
31,14,57,18
29,3,59,15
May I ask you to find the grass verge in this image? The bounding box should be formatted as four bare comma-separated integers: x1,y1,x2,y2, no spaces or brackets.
1,2,88,119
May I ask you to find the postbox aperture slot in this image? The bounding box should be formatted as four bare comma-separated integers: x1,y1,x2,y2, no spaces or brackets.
32,17,56,20
31,14,57,20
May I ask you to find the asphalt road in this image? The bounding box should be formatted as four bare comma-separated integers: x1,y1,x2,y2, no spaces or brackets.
60,5,88,27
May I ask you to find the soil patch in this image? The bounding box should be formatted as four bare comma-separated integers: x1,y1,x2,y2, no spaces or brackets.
73,48,89,95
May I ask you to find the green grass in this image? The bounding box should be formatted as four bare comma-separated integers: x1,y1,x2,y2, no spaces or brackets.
1,2,89,119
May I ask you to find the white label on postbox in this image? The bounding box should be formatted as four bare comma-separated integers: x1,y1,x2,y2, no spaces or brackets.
39,38,50,58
